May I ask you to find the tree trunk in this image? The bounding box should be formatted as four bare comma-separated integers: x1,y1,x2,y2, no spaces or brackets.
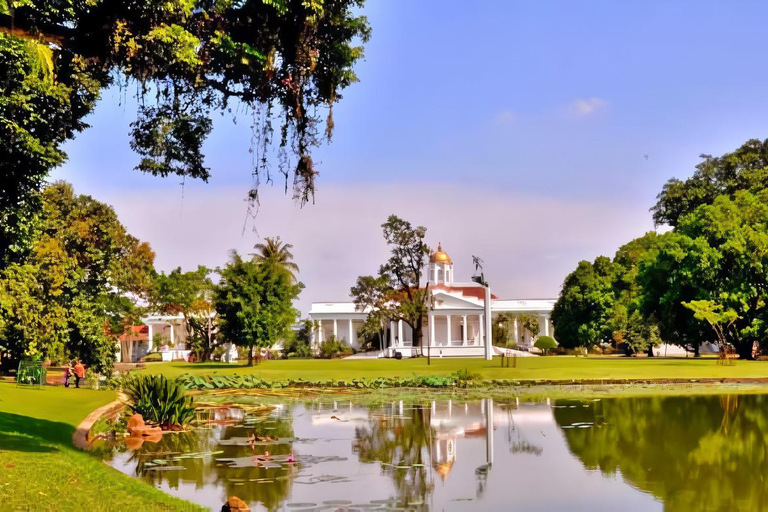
693,344,701,358
647,344,654,357
247,345,254,366
415,316,428,365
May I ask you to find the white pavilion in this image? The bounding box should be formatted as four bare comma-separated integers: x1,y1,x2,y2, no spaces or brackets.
308,244,556,358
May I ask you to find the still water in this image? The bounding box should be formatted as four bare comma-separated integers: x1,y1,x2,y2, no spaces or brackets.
104,394,768,511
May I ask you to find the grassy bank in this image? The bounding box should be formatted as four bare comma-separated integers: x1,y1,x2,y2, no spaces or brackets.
0,384,202,511
140,356,768,382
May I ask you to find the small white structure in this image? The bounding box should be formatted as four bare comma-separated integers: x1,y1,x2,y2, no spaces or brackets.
309,243,555,358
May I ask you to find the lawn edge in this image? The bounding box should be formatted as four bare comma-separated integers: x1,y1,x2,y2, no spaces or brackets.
72,393,125,449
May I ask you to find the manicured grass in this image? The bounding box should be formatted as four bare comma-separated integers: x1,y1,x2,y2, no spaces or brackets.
140,355,768,382
0,384,201,511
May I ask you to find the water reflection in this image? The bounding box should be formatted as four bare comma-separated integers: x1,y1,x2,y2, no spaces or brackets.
554,394,768,511
105,396,685,510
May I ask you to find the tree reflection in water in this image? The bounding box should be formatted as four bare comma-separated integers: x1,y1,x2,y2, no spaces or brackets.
123,405,296,511
352,404,435,505
554,394,768,511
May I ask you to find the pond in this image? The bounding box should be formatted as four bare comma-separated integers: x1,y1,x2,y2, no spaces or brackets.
102,393,768,511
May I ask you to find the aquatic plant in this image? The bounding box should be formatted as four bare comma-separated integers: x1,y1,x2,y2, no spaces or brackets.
124,374,196,429
176,370,485,391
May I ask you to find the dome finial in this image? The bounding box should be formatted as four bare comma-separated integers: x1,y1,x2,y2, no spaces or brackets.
430,242,452,265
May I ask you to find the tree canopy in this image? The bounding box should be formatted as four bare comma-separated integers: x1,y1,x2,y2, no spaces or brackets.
215,250,302,365
551,257,616,350
651,138,768,227
350,215,431,361
640,191,768,359
0,0,370,263
0,181,155,371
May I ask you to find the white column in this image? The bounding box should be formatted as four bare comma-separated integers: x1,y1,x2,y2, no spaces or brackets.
446,315,452,345
429,314,435,348
513,317,519,346
390,321,396,347
168,323,174,347
333,319,338,338
542,315,550,336
317,320,324,345
484,286,493,360
462,315,468,346
398,320,404,347
433,265,438,283
348,319,354,346
479,315,484,350
147,324,153,352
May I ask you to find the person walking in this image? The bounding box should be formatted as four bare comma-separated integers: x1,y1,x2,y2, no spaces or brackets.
73,360,85,388
62,362,72,388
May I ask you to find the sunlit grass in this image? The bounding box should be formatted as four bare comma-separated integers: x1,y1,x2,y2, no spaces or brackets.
140,355,768,382
0,385,202,511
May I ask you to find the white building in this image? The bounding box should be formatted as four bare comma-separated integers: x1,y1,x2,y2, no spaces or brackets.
117,313,238,363
308,244,555,358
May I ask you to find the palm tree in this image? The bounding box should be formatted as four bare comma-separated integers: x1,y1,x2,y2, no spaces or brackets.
251,236,300,282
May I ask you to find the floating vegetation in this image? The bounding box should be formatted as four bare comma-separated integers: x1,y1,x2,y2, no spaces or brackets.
144,465,186,471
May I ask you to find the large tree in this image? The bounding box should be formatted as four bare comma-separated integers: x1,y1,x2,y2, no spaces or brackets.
350,215,432,362
551,257,616,350
0,0,370,264
641,191,768,360
0,182,155,371
215,250,302,365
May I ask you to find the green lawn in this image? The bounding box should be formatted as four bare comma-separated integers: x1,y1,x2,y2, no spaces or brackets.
140,355,768,382
0,384,201,511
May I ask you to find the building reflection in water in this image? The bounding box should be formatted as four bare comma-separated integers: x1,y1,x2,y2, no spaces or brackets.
426,398,496,500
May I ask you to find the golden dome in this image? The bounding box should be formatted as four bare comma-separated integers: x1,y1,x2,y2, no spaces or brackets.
434,460,455,480
430,242,453,265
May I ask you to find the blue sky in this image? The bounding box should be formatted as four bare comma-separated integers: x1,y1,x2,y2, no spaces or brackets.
53,1,768,314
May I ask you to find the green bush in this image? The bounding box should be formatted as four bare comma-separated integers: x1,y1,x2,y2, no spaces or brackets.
144,352,163,362
318,335,354,359
176,369,489,391
123,374,195,429
534,336,559,355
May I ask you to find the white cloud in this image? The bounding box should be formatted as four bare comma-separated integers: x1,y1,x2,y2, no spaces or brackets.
97,182,654,316
571,97,607,116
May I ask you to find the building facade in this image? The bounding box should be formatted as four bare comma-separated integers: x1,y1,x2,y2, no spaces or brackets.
308,244,556,358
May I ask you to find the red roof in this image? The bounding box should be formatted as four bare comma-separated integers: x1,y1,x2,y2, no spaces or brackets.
118,325,149,343
431,284,498,301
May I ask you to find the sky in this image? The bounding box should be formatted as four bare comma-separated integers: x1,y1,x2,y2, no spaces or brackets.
52,0,768,315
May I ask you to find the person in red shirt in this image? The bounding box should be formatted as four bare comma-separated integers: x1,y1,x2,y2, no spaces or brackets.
73,360,85,388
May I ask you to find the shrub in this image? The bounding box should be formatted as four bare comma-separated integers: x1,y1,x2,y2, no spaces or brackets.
318,335,354,359
123,374,195,429
534,336,559,355
144,352,163,362
283,319,315,358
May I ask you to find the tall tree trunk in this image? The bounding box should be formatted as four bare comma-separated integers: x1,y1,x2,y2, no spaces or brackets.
647,344,654,357
693,343,701,358
247,345,254,366
415,316,429,365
